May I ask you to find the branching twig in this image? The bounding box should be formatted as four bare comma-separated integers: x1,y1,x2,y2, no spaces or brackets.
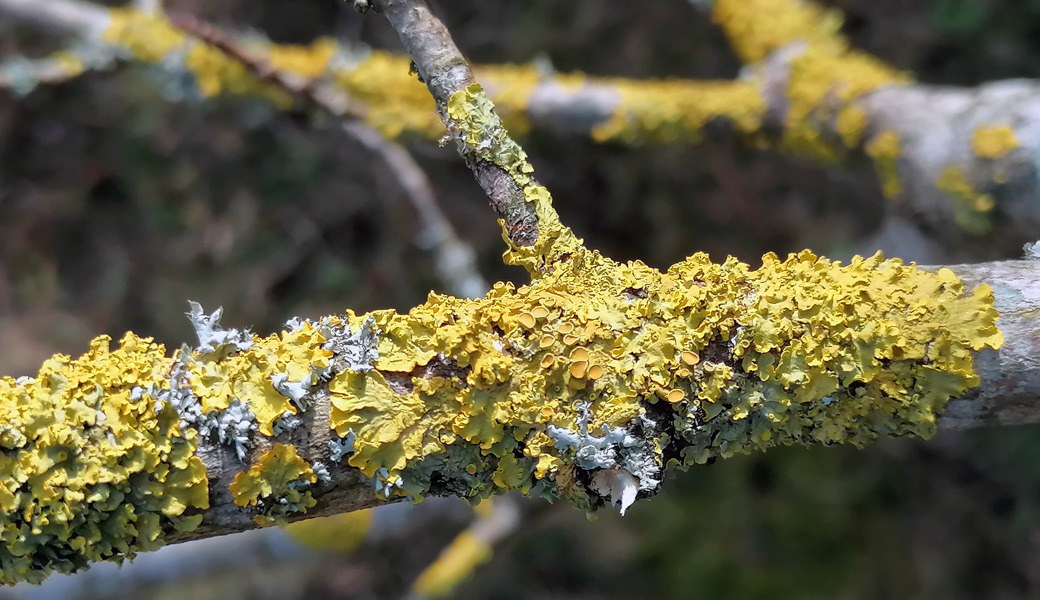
166,11,488,298
406,496,523,600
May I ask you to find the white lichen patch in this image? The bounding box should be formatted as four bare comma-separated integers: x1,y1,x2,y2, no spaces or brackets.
187,301,254,354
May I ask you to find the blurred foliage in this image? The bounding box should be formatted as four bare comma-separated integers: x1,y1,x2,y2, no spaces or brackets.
2,0,1040,598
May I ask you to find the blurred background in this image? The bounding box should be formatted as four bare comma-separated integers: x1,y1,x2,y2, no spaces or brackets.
3,0,1040,598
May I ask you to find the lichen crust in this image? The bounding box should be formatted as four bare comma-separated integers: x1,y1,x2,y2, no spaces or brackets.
329,248,1002,511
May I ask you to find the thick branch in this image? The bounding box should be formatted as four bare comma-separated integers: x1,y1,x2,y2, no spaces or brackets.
0,251,1023,586
939,260,1040,429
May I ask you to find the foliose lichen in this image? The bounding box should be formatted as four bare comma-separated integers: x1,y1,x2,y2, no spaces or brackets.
328,246,1002,512
0,334,209,584
229,443,317,527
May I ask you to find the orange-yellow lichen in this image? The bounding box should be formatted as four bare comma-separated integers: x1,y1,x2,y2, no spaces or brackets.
971,124,1020,160
328,246,1002,505
865,130,903,198
229,443,317,527
0,334,209,584
936,166,995,234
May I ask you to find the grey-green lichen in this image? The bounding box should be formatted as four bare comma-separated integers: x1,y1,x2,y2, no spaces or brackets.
444,83,582,274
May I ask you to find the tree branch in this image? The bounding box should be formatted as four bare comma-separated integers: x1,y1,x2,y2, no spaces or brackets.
0,0,1032,589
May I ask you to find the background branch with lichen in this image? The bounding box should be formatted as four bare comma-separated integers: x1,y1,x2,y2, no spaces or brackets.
6,0,1040,260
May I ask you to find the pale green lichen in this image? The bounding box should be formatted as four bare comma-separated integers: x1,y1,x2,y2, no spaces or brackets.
229,443,317,527
0,334,209,584
329,248,1002,510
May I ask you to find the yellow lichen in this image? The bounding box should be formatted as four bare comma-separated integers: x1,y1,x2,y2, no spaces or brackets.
590,79,767,145
0,334,208,584
410,529,493,597
865,130,903,198
102,8,297,108
267,38,338,79
229,443,317,527
101,8,186,63
936,166,996,234
971,125,1019,160
286,509,373,553
712,0,846,64
328,246,1002,505
713,0,909,160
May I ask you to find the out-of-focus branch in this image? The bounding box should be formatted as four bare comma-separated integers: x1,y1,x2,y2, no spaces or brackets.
165,12,488,299
709,0,1040,255
11,0,1040,251
0,41,117,96
407,496,523,599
